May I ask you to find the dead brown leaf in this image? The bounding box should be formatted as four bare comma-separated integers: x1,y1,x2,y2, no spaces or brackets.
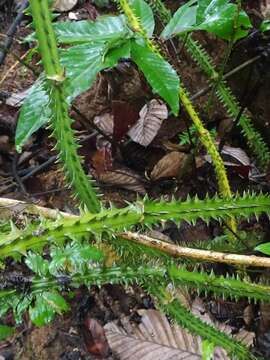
96,168,146,194
150,152,187,181
82,316,110,358
128,99,168,147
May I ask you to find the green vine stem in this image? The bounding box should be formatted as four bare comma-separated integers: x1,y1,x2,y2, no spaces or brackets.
151,286,257,360
1,192,269,259
29,0,100,212
119,0,236,234
147,0,270,170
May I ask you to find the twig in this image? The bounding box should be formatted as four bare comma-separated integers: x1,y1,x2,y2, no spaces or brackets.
0,0,29,66
121,231,270,268
0,197,76,219
0,197,269,268
190,55,261,101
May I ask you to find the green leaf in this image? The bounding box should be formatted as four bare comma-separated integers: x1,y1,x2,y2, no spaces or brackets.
61,39,130,102
130,0,155,36
202,340,215,360
15,77,50,152
29,295,55,326
0,325,14,341
25,253,49,277
54,15,130,44
14,295,33,324
161,0,197,39
60,42,106,101
49,242,104,275
161,0,251,41
131,39,180,115
197,2,252,41
255,242,270,255
29,291,69,326
42,291,69,313
260,19,270,32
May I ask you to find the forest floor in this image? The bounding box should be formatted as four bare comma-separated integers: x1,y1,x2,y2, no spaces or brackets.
1,0,270,359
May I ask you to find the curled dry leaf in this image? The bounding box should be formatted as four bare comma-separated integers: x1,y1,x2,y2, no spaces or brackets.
91,148,113,176
94,113,114,136
53,0,78,11
128,99,168,147
94,113,114,149
82,316,110,357
150,151,188,181
96,167,146,194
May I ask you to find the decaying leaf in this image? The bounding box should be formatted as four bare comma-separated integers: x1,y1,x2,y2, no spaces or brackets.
112,101,139,141
150,151,188,181
96,168,146,194
53,0,78,11
6,89,29,107
94,113,114,136
105,309,201,359
94,113,114,149
128,99,168,147
91,147,113,176
105,306,255,360
82,316,110,357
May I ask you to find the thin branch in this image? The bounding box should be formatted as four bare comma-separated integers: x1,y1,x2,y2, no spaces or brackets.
0,0,29,65
0,197,76,219
120,231,270,268
190,54,261,101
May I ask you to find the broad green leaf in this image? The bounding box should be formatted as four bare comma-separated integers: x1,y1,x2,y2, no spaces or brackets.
29,295,55,326
255,242,270,255
197,3,252,41
30,291,69,326
54,15,130,44
131,39,180,115
161,0,197,39
260,19,270,32
25,253,49,277
61,40,130,102
15,77,50,152
161,0,251,41
131,0,155,36
0,325,14,341
42,291,69,313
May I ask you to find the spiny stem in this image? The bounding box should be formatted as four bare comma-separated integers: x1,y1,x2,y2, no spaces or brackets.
1,193,270,259
29,0,100,212
147,0,270,170
150,286,257,360
118,0,236,234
